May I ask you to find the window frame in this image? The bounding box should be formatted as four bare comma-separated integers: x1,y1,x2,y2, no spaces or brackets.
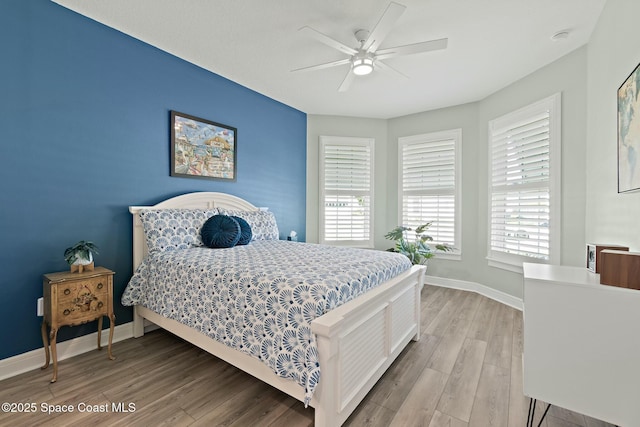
319,135,375,248
487,93,562,273
398,128,462,261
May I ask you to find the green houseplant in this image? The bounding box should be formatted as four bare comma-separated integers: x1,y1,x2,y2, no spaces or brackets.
64,240,99,266
385,223,452,265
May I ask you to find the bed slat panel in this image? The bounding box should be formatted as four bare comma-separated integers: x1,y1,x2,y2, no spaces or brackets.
339,305,387,410
391,286,417,353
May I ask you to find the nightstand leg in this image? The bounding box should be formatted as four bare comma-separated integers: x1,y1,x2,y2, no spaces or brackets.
40,321,50,369
107,313,115,360
49,328,58,383
97,316,103,350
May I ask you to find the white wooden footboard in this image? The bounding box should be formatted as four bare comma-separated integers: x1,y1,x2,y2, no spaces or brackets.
312,265,424,426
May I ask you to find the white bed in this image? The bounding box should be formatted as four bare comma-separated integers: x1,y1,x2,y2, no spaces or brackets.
128,191,425,426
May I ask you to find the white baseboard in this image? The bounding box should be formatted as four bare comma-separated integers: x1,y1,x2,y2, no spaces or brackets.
425,275,523,311
0,322,134,381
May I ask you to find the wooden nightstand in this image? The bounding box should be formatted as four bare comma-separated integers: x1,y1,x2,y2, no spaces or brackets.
41,266,115,382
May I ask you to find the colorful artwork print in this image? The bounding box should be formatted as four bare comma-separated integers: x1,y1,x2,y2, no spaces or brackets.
171,111,237,181
618,63,640,192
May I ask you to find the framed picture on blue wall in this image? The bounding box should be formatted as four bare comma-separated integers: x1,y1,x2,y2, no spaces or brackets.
618,62,640,193
170,111,237,181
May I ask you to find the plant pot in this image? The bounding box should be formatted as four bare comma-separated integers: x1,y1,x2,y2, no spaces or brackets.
70,253,94,273
72,252,93,266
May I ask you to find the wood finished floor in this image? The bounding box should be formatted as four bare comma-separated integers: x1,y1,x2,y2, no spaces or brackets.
0,285,616,427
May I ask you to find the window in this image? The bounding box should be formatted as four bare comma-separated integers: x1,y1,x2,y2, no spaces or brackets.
398,129,461,258
319,136,374,247
488,93,561,272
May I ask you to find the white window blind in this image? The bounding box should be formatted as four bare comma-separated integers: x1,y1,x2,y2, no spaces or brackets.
399,129,461,254
319,136,374,247
488,93,561,270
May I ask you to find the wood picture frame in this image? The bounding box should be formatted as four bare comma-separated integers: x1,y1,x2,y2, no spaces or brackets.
617,62,640,193
170,111,237,181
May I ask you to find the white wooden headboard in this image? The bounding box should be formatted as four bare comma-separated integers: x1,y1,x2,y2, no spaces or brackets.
129,192,258,270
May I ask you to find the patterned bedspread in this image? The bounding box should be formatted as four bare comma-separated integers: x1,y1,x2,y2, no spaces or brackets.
121,240,411,404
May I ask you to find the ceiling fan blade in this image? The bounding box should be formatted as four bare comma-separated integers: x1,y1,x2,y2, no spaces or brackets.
362,2,406,52
299,26,357,56
376,38,448,60
338,69,355,92
291,58,351,73
376,60,408,79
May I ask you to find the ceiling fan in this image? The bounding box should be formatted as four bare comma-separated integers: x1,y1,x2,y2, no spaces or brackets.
292,1,448,92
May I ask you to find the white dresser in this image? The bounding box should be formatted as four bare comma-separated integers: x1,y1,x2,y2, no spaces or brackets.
523,263,640,426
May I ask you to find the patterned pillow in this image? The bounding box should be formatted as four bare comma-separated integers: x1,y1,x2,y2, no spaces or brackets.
139,209,218,252
219,209,279,241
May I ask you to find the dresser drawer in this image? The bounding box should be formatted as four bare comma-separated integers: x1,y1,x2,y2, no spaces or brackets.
54,277,110,324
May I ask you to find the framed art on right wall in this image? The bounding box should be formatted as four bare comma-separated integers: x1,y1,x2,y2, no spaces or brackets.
617,61,640,193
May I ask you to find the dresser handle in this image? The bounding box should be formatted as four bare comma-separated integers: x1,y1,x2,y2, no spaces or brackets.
63,289,71,296
97,301,104,309
63,309,71,316
97,283,103,290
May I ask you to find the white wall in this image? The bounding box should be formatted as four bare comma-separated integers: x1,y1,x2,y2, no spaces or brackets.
307,42,590,299
585,0,640,249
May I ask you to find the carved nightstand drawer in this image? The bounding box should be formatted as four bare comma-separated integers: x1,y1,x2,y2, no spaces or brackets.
55,277,110,325
41,266,115,382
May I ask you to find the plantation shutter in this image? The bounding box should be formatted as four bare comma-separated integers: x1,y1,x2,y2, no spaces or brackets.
320,137,374,247
400,134,458,247
488,93,561,267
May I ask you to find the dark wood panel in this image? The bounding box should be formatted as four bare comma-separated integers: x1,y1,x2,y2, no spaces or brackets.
600,250,640,290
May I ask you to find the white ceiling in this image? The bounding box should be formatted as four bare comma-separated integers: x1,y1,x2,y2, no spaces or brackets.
52,0,606,119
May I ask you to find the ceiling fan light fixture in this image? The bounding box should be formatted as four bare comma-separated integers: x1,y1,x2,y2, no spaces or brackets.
352,57,374,75
294,2,448,91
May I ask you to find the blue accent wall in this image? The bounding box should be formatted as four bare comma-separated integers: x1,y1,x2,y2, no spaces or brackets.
0,0,307,360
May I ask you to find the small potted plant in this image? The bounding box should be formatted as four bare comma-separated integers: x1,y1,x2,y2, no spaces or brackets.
385,223,452,266
64,240,99,273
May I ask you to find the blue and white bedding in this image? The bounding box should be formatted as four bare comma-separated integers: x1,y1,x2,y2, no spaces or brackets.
122,240,411,404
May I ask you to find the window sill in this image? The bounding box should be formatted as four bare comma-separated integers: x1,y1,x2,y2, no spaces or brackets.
322,241,375,249
434,251,461,261
487,255,548,274
487,257,524,274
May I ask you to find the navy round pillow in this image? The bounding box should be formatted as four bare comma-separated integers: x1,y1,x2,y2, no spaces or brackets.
201,215,241,248
231,215,252,245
